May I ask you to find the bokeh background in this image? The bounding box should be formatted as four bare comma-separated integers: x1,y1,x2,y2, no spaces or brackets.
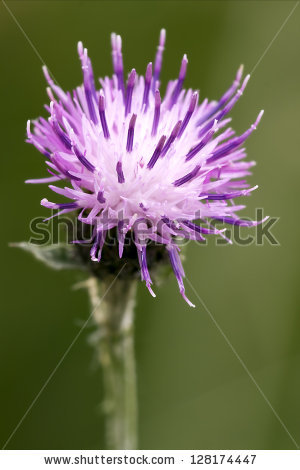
1,0,299,450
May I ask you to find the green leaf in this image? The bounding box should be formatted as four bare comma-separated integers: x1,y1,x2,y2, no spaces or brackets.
10,242,87,271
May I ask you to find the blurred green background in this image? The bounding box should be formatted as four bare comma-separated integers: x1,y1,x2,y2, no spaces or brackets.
1,0,299,450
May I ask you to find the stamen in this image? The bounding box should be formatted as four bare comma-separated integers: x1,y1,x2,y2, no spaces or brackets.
66,172,81,182
116,161,125,183
142,62,152,111
27,120,51,158
138,245,156,297
42,199,79,211
73,145,95,172
147,135,166,169
51,153,81,181
90,230,106,262
87,56,97,100
42,65,68,104
198,74,250,139
116,34,125,98
203,188,254,200
56,202,78,210
111,33,118,74
213,215,268,227
125,69,136,116
221,74,250,114
177,92,198,138
169,54,188,109
173,165,200,186
78,44,98,124
97,191,106,203
151,90,161,136
111,33,125,99
207,110,264,164
153,29,166,91
50,118,72,151
117,220,125,258
185,124,217,161
126,114,137,152
196,64,244,126
167,246,195,307
99,91,110,139
85,87,98,124
161,120,182,157
182,220,219,235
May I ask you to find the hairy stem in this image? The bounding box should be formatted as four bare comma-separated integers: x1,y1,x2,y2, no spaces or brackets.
87,277,138,450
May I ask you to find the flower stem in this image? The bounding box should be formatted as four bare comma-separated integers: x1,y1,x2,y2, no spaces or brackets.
87,276,138,450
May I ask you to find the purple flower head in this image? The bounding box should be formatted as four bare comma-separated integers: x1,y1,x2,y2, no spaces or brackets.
26,30,267,307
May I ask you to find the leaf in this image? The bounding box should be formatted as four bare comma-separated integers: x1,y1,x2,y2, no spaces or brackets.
10,242,87,271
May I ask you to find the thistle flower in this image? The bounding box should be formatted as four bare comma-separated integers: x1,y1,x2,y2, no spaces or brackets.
26,29,267,306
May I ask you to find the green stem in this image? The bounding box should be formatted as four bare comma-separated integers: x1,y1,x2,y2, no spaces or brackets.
87,277,138,450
